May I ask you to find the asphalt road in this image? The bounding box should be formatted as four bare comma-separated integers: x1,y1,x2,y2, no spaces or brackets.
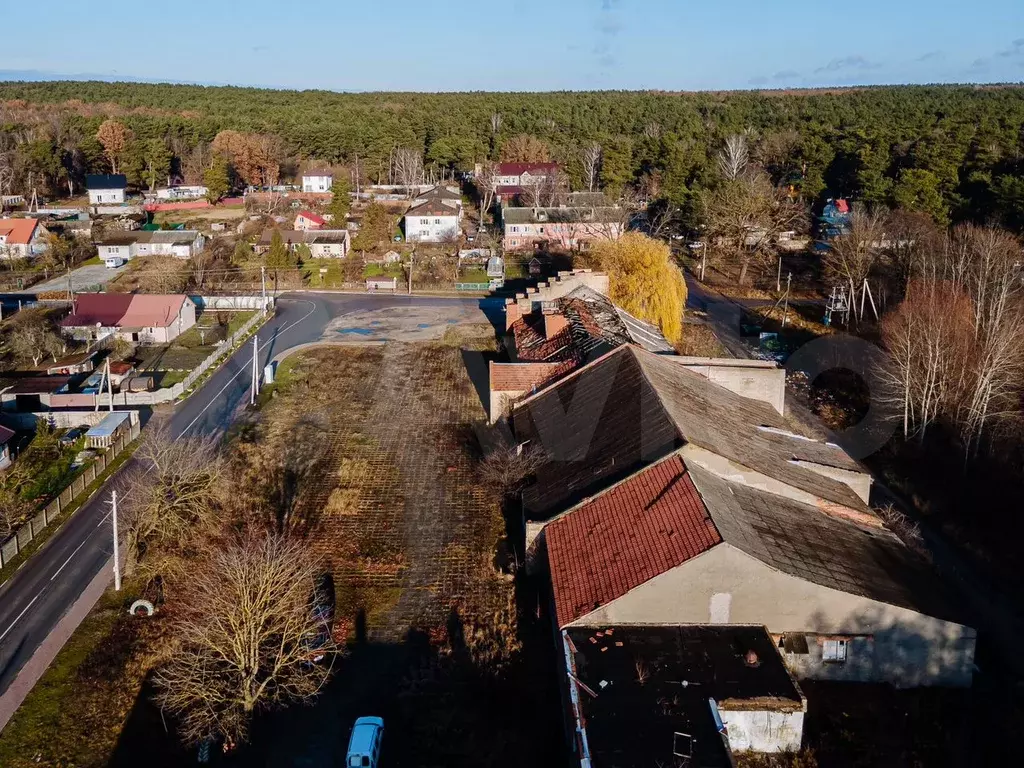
22,263,127,294
0,291,494,707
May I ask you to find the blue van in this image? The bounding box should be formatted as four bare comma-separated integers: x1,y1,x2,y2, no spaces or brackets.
346,717,384,768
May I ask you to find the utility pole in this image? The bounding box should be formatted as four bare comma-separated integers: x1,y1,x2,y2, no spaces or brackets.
699,242,707,282
260,266,267,310
407,250,414,295
776,254,783,293
106,357,114,412
782,272,792,327
110,490,121,592
67,264,73,301
250,335,260,409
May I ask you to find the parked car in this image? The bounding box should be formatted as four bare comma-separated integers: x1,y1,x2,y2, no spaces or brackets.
346,717,384,768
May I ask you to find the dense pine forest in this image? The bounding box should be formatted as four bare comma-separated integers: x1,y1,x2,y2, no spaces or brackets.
0,82,1022,229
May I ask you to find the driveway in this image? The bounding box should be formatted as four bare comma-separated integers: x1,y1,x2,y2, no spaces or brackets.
27,263,125,294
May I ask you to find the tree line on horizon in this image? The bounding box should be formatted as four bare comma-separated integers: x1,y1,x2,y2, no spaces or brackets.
0,82,1021,231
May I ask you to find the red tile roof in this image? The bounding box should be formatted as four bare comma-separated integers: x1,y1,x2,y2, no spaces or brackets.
489,361,576,392
297,210,326,226
511,315,579,363
547,455,722,627
61,294,187,329
0,218,39,245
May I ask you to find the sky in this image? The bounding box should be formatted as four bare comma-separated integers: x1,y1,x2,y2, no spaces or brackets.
1,0,1022,92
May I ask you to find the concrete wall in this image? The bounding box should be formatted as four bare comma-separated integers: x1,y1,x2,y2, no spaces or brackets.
674,357,787,415
1,410,139,430
572,544,976,688
719,708,805,753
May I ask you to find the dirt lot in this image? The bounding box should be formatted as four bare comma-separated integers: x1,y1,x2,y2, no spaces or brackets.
214,337,562,767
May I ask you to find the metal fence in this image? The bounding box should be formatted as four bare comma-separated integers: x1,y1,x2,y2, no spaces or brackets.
0,420,141,569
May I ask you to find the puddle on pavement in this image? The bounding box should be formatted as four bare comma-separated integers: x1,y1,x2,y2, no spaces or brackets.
338,328,374,336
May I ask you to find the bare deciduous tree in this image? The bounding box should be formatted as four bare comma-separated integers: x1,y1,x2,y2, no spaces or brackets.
582,142,602,192
478,443,546,495
121,424,225,575
392,147,424,194
8,308,64,366
700,172,808,285
153,533,335,746
717,134,750,181
474,161,499,227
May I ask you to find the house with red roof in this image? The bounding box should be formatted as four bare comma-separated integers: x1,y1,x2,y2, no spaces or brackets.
60,293,197,344
294,211,327,231
0,218,49,260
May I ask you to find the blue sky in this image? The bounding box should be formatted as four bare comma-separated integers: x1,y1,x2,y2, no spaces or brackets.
2,0,1022,91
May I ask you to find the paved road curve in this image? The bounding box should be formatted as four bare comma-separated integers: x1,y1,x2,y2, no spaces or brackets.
0,292,491,717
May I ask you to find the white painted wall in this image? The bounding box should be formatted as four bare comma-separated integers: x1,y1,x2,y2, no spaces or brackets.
720,709,805,753
571,544,976,687
405,214,460,243
302,175,333,193
89,188,126,204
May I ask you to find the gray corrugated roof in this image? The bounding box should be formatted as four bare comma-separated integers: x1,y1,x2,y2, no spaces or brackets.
687,465,966,624
502,205,622,225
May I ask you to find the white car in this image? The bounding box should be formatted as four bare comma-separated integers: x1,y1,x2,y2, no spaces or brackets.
346,716,384,768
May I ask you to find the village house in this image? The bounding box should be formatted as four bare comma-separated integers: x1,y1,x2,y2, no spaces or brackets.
294,211,327,231
154,185,209,201
501,205,624,251
255,228,351,258
301,169,334,193
510,344,975,691
96,230,206,264
0,218,50,259
403,199,461,243
60,293,197,344
490,162,559,201
86,174,127,205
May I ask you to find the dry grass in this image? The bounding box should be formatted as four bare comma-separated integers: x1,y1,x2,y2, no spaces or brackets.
678,322,727,357
107,256,190,294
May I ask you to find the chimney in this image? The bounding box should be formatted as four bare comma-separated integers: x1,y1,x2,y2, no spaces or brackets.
505,301,523,331
543,309,568,339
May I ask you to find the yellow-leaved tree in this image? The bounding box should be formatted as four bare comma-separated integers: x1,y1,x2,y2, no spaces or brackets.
591,232,687,343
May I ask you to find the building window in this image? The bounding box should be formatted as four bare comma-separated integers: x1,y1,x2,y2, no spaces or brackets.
435,219,441,225
822,639,848,663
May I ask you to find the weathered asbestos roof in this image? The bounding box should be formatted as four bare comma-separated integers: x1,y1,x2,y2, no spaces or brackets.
416,186,461,202
547,455,721,627
687,465,966,624
565,625,803,768
514,345,866,522
501,205,622,225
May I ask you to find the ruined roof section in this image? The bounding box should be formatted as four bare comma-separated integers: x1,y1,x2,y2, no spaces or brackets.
547,455,721,627
565,625,803,768
688,465,966,624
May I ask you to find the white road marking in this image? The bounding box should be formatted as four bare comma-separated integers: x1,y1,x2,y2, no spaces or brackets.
0,592,42,643
2,298,326,649
176,300,319,439
51,540,88,581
